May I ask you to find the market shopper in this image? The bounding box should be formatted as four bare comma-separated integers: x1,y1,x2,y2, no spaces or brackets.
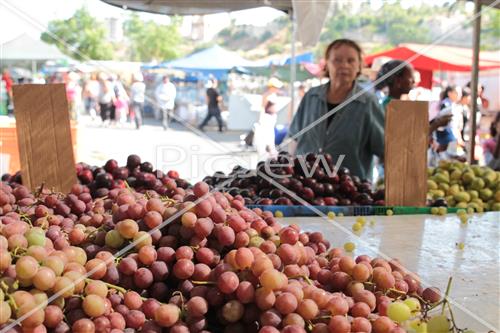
199,79,224,132
287,39,384,180
129,73,146,129
98,73,116,126
83,73,100,120
155,75,176,130
375,60,452,134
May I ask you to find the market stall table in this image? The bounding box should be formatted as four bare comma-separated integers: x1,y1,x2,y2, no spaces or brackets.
282,212,499,332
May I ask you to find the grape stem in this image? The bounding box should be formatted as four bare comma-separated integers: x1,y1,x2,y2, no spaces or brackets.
441,276,453,316
190,280,216,285
6,293,18,311
85,278,127,295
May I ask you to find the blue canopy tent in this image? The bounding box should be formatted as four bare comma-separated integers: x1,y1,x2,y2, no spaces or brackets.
159,45,257,80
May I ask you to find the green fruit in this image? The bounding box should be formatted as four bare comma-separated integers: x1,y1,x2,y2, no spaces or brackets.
438,160,451,170
491,202,500,211
438,183,449,191
408,319,428,333
484,171,498,186
448,184,460,196
450,169,462,181
462,172,475,185
433,173,449,184
427,315,450,333
471,165,484,177
479,188,493,201
469,190,479,200
495,191,500,202
471,198,484,207
455,202,468,209
432,190,445,199
454,192,471,203
470,178,485,191
427,180,438,190
467,202,479,212
427,168,435,177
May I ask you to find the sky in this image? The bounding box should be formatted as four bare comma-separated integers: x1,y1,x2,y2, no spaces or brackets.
0,0,286,43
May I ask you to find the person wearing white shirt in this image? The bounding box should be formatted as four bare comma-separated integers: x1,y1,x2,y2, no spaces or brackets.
129,73,146,129
155,76,176,130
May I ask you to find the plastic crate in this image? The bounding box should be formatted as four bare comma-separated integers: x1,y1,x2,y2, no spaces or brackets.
247,205,459,217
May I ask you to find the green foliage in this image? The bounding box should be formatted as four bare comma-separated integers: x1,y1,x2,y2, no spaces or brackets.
268,42,284,55
41,7,113,60
320,2,432,48
260,30,273,42
480,8,500,50
123,13,182,62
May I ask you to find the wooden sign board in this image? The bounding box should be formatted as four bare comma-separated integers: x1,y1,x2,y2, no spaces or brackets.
384,100,428,207
12,84,77,193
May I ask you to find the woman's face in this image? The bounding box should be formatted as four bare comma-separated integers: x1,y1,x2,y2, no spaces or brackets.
396,67,415,95
326,45,361,85
448,89,459,102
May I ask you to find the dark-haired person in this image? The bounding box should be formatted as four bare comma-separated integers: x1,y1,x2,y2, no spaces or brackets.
376,60,452,134
288,39,384,180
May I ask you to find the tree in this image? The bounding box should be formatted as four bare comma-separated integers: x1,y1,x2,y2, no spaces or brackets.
41,7,113,60
123,13,182,62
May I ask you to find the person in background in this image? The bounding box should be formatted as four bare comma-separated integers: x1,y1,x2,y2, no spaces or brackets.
155,75,176,130
129,73,146,129
112,75,129,126
83,73,100,121
483,113,500,166
98,73,116,126
2,69,13,114
458,87,471,142
375,60,414,110
199,79,224,132
65,72,82,121
253,92,279,159
288,39,384,180
437,85,464,155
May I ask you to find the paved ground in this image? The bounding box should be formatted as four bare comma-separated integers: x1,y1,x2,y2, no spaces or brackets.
76,116,258,182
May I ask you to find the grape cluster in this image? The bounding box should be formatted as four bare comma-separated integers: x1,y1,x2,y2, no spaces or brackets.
1,154,190,200
203,153,385,207
0,169,453,332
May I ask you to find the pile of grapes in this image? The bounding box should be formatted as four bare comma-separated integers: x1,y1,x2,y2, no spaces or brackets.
1,154,191,200
0,174,459,333
203,153,384,207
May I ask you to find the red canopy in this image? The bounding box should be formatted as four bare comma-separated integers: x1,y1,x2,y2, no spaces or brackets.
364,44,500,89
364,43,500,71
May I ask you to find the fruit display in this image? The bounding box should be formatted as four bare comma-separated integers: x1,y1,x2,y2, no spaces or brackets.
1,154,191,200
427,160,500,212
203,153,385,207
0,168,468,333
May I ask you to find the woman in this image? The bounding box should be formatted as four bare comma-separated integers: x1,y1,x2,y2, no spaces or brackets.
98,73,116,126
288,39,384,180
375,60,414,110
376,60,452,133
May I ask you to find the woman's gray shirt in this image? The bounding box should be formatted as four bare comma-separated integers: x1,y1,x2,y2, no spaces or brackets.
288,81,385,180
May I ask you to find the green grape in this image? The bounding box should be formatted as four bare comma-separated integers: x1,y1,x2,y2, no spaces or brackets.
403,297,421,313
408,319,428,333
25,228,46,247
387,301,411,323
0,301,12,324
427,315,451,333
15,255,39,280
105,230,125,249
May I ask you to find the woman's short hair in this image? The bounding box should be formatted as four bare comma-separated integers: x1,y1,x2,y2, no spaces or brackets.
375,60,411,90
323,39,364,77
